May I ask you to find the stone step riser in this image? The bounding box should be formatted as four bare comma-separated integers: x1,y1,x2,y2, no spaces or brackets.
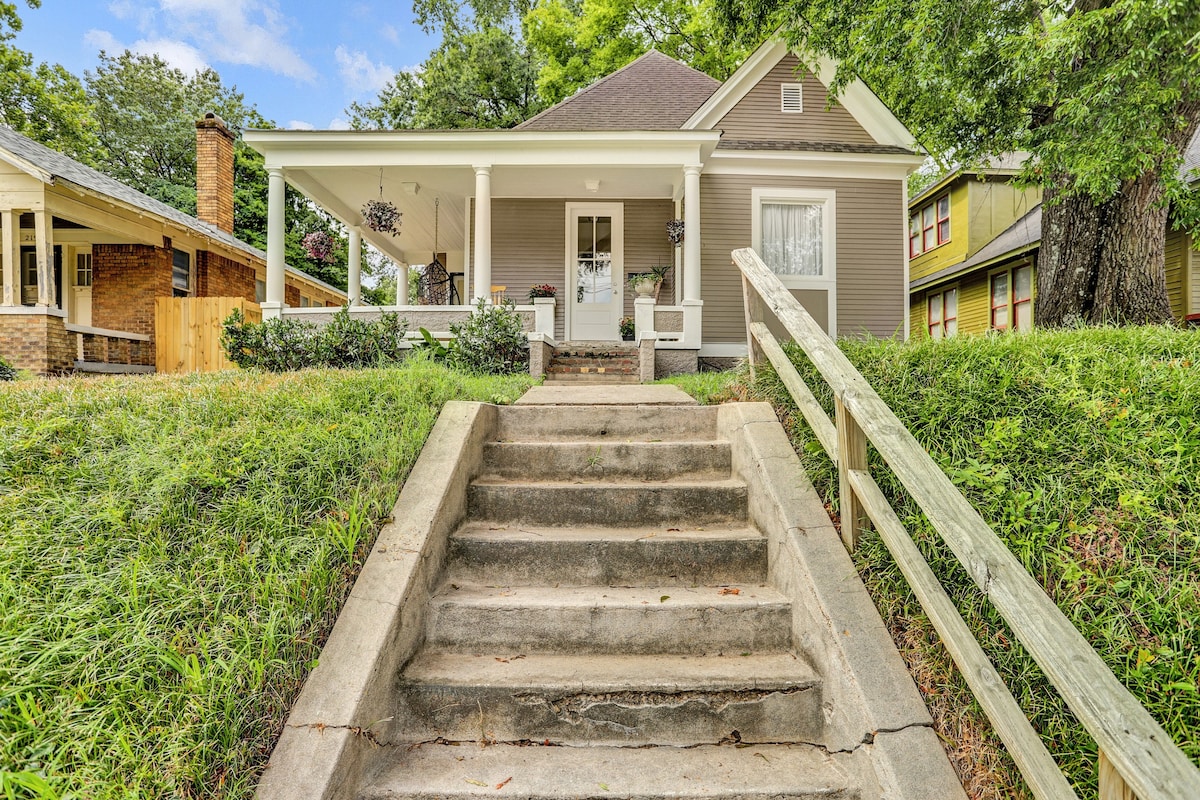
480,441,732,481
541,375,640,385
446,533,765,587
392,683,823,746
467,482,748,527
549,356,638,365
546,367,638,375
426,597,791,655
495,405,719,442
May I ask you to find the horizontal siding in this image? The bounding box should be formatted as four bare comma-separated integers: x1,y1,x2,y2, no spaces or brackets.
909,182,968,281
716,55,875,144
700,173,906,343
1190,234,1200,317
488,198,674,340
957,270,991,335
1166,227,1185,319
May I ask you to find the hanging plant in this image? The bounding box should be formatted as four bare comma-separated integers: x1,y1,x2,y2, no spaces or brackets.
666,219,685,246
302,231,336,262
362,168,402,236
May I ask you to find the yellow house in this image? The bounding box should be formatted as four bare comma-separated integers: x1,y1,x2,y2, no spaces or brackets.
908,141,1200,337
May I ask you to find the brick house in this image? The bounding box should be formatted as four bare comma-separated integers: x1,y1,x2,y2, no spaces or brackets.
0,115,345,375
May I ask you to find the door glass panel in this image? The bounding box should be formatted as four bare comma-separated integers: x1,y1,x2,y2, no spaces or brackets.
576,215,613,305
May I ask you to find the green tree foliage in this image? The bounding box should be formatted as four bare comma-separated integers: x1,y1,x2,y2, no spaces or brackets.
525,0,747,104
718,0,1200,325
0,1,97,161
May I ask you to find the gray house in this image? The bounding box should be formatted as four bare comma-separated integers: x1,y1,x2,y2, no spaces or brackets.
245,40,923,370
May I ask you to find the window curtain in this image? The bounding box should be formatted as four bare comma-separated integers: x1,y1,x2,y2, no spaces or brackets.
762,202,823,277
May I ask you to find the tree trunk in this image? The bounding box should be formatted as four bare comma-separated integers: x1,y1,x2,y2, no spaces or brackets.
1034,183,1105,327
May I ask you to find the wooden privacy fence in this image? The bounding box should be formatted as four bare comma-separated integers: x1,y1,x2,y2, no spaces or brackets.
733,247,1200,800
155,296,260,374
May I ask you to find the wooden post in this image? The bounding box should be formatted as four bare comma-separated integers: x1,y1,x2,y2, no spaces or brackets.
741,273,761,379
1100,750,1137,800
835,394,868,551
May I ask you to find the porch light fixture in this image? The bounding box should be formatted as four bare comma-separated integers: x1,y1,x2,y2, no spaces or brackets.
402,181,420,196
585,179,601,193
362,168,402,236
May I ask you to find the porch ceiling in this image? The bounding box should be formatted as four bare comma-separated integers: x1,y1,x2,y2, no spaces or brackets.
286,163,687,264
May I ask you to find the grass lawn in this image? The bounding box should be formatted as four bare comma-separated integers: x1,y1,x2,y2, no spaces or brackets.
0,360,532,799
739,326,1199,798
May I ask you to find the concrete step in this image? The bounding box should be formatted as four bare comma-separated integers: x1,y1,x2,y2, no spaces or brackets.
541,374,640,385
554,341,639,356
425,583,791,655
545,366,639,376
394,652,823,745
548,356,638,367
446,523,765,586
496,404,717,442
467,478,749,527
358,742,858,800
480,440,732,481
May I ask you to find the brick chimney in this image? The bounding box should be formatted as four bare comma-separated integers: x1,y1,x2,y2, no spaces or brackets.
195,112,235,234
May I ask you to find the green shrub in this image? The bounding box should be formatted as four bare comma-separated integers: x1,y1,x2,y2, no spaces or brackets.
0,356,15,381
447,299,528,375
221,307,409,371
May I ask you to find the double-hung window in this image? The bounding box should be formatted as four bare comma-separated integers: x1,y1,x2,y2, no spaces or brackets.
172,249,192,297
927,287,958,338
752,188,837,334
909,194,951,257
990,264,1033,331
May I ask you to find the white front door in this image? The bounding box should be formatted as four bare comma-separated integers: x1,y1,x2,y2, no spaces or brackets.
567,203,623,341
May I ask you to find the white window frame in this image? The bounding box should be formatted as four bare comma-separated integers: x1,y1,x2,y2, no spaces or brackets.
927,285,959,339
989,263,1034,332
75,250,93,287
752,187,837,335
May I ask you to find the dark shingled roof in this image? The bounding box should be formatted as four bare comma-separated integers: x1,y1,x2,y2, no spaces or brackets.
516,50,720,131
0,125,341,295
911,205,1041,290
718,139,917,155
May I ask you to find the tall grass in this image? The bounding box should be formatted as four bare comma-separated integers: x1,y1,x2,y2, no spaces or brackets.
743,326,1200,798
0,361,532,799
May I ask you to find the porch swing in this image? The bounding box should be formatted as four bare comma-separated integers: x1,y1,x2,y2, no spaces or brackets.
416,198,459,305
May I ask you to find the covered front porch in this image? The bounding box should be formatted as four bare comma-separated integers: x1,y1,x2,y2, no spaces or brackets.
244,129,718,354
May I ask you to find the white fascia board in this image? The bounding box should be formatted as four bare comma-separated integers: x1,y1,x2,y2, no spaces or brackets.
704,150,922,182
0,149,52,184
245,130,721,171
682,39,919,151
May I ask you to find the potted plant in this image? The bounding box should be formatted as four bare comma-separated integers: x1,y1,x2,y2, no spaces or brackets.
619,316,635,341
528,284,557,300
627,265,672,298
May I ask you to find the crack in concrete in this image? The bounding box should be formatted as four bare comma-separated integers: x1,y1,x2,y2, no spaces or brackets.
513,686,812,725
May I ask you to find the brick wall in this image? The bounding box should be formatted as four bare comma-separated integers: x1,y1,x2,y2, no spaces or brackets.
197,251,255,301
0,311,73,376
195,114,235,234
91,243,172,338
285,284,301,308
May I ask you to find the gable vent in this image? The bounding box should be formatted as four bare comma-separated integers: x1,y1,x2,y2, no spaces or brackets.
780,83,803,114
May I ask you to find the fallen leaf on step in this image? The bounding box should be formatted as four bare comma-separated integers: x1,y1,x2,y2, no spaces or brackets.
495,657,509,663
496,776,512,789
666,528,681,532
754,752,771,763
465,778,488,786
718,587,741,595
598,783,610,791
659,595,670,603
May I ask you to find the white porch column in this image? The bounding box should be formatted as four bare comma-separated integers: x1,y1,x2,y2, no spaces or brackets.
264,168,286,318
472,165,492,303
683,165,702,302
1,210,15,306
33,209,54,307
347,228,362,306
396,260,409,305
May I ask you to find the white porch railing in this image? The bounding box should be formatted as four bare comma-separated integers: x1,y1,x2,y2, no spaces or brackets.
733,246,1200,800
633,297,702,349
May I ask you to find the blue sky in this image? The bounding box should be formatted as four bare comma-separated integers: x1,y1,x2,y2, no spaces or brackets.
12,0,436,130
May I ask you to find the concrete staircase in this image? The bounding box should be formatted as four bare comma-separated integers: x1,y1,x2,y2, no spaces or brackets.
356,401,861,799
544,341,639,385
258,388,964,800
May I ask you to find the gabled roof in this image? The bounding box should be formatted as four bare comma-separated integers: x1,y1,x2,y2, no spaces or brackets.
910,153,1028,208
516,50,720,132
0,125,343,296
683,39,917,151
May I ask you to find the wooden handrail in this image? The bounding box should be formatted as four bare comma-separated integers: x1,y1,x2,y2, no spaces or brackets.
733,246,1200,800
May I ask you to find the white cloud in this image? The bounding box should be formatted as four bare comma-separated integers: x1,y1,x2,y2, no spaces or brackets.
287,120,316,130
380,24,400,45
84,29,209,73
156,0,315,81
334,45,394,96
327,118,352,131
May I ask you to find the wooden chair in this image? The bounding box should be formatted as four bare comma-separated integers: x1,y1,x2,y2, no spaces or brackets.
490,285,507,303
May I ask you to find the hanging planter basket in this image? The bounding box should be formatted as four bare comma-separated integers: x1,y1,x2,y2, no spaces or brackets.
302,230,336,262
363,198,402,236
666,219,685,246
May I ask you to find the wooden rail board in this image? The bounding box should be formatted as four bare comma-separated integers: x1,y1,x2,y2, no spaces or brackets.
733,246,1200,800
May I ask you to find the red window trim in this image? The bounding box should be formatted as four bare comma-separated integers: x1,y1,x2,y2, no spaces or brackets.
927,288,958,338
910,194,951,256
